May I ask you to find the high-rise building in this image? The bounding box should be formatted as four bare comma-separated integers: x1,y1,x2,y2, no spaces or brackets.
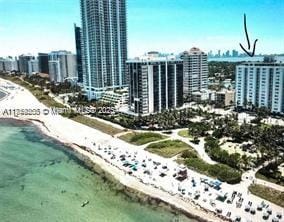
127,57,183,115
232,50,239,57
18,54,34,73
80,0,128,100
208,50,213,58
74,24,83,83
38,53,49,74
0,58,18,72
225,50,230,57
0,60,3,71
217,50,221,58
28,59,39,75
235,57,284,114
183,47,208,100
48,51,77,83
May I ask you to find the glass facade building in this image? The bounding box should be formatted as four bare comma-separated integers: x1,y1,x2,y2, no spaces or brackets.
80,0,128,99
74,24,83,83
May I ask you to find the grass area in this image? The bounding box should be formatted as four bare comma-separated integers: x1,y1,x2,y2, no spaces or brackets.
178,129,192,138
119,132,167,145
184,157,242,184
248,184,284,208
256,172,284,187
146,140,192,158
70,115,124,136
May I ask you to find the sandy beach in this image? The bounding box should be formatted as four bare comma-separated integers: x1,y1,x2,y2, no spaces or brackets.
0,77,283,222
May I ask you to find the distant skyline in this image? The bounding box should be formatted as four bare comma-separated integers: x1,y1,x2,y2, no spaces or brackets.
0,0,283,57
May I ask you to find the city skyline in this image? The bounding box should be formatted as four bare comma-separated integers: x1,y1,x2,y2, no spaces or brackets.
0,0,284,57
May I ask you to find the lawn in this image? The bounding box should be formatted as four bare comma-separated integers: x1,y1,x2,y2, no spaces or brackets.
146,140,192,158
248,184,284,208
119,132,167,145
178,129,192,138
70,115,124,136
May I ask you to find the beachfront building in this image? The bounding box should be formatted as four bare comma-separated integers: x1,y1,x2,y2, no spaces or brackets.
74,24,83,83
0,58,18,72
80,0,128,100
38,53,49,74
18,54,35,73
235,58,284,114
183,47,208,101
27,59,39,75
127,56,183,115
48,51,77,83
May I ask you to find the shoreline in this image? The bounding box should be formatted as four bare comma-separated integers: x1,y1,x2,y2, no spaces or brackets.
1,78,283,222
30,118,226,222
0,117,225,222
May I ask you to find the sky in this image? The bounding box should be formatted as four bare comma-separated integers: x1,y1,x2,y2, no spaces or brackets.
0,0,283,57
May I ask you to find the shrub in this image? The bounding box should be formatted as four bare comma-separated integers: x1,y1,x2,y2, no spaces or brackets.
185,158,242,184
181,150,198,159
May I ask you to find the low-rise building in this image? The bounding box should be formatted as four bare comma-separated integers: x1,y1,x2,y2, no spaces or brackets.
222,79,234,89
192,89,213,102
215,90,235,107
100,88,129,109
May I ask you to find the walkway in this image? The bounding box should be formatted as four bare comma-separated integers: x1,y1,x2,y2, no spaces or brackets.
171,129,217,165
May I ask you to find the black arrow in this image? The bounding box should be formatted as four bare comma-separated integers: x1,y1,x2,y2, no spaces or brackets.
239,14,258,57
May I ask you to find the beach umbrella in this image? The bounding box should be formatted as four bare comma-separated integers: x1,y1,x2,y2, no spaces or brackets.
263,212,269,220
250,208,255,214
267,208,272,214
244,205,250,211
216,208,222,213
276,212,282,219
234,216,241,221
272,217,279,222
204,185,209,191
257,204,262,211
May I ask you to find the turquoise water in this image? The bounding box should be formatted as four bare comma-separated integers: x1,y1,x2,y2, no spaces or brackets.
0,120,194,222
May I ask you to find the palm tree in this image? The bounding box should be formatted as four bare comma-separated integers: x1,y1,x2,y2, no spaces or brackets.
241,154,252,170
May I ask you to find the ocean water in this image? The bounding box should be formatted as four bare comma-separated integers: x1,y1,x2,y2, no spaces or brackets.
0,120,194,222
